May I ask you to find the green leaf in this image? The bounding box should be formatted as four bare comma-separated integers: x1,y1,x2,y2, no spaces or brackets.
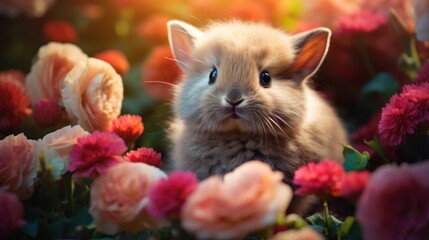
342,145,370,172
360,72,398,100
364,139,390,163
337,217,363,240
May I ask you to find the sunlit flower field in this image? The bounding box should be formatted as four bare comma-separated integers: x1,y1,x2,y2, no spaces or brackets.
0,0,428,239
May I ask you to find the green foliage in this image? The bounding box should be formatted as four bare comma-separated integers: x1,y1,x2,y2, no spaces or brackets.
342,145,370,172
337,217,362,240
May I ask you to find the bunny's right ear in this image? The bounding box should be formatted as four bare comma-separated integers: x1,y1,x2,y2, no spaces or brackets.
167,20,203,71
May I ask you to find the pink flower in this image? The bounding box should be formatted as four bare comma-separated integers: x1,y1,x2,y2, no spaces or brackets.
109,114,144,144
181,161,293,240
33,98,63,128
68,131,127,178
0,71,31,132
25,42,87,105
300,0,361,27
94,49,130,75
148,171,198,220
124,148,162,168
62,58,123,132
416,62,429,84
0,134,37,199
0,191,25,238
270,227,324,240
89,162,167,235
293,160,345,197
43,20,78,43
338,171,370,201
378,83,429,146
37,125,89,180
336,10,387,34
357,161,429,240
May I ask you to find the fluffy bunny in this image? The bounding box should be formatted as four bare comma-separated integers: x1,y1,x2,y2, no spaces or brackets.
167,20,348,213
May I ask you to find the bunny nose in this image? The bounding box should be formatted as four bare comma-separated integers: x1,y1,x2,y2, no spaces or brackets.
225,87,244,106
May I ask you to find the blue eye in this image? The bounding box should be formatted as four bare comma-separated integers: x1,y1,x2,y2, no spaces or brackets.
209,68,217,84
260,70,271,88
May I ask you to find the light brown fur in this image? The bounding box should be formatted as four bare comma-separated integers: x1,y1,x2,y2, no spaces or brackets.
167,20,348,213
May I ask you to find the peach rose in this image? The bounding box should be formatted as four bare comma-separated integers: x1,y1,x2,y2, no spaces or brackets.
37,125,89,180
90,162,167,235
62,58,124,132
0,134,37,199
26,42,87,105
270,228,324,240
182,161,293,240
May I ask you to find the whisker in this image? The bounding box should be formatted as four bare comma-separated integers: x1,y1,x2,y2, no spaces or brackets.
144,80,178,88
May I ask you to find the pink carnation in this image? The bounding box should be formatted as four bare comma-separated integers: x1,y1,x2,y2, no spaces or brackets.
416,62,429,84
0,191,25,238
124,147,162,168
338,171,370,201
109,114,144,144
68,131,127,178
337,10,387,34
293,160,345,197
147,171,198,220
33,98,63,128
379,83,429,146
357,161,429,239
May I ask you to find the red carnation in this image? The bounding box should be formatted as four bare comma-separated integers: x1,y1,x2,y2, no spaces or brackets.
337,10,387,34
338,171,370,201
293,160,345,197
33,98,63,128
124,147,162,168
43,20,77,43
147,171,198,220
109,114,144,146
94,49,130,75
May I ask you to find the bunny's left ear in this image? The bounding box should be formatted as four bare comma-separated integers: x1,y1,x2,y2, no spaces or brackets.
290,28,331,80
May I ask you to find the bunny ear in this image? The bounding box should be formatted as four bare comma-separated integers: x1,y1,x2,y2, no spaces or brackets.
290,27,331,80
167,20,203,71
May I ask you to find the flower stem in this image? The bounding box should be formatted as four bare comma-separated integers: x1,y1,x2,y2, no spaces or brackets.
323,200,330,237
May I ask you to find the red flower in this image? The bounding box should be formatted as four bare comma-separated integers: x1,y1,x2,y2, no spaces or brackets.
33,98,63,128
0,71,31,132
338,171,370,201
94,49,129,75
0,191,25,238
109,114,144,144
43,20,77,43
337,10,387,34
379,83,429,146
415,62,429,84
136,14,170,43
124,147,162,168
141,45,182,101
147,171,198,220
293,160,345,197
68,131,127,178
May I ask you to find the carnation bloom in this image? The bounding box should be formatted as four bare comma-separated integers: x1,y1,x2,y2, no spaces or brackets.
62,58,123,132
33,98,63,128
357,161,429,240
293,160,345,197
416,62,429,84
37,125,89,180
182,161,293,240
148,171,198,220
0,71,31,132
90,162,167,235
26,42,87,104
141,45,182,100
270,227,324,240
109,114,144,145
43,20,77,43
93,49,129,75
136,14,170,43
0,191,25,238
378,83,429,146
68,131,127,178
338,171,370,201
0,134,37,199
124,147,162,168
336,10,387,34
